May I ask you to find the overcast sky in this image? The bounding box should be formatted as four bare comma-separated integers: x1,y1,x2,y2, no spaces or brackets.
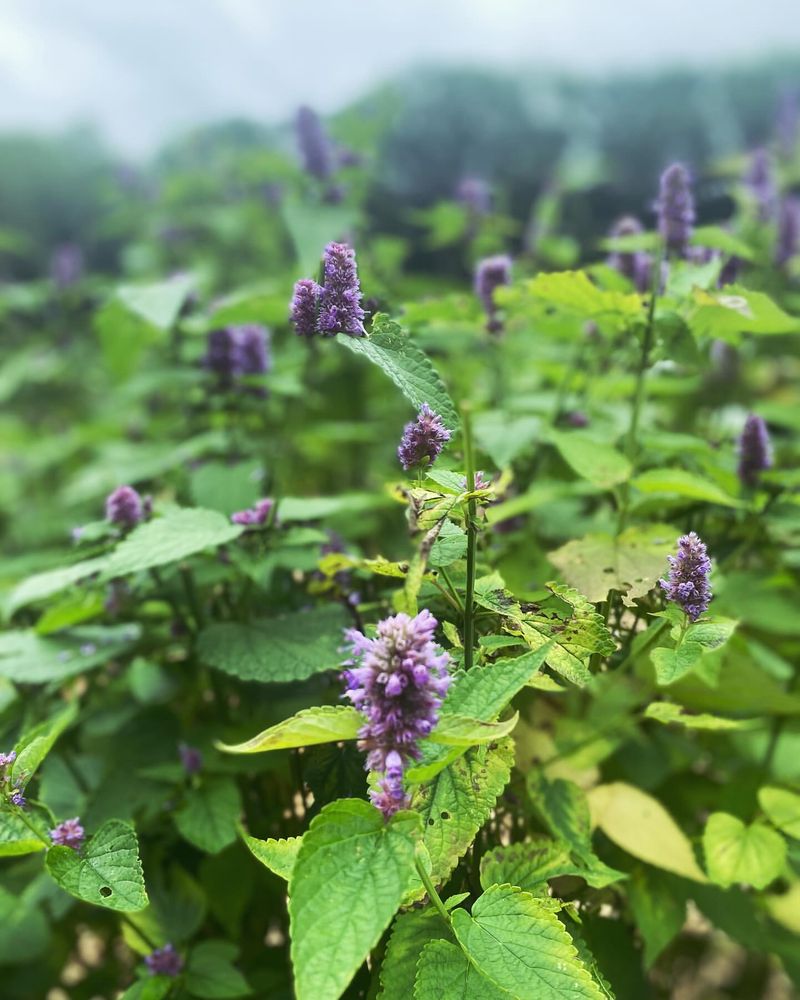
1,0,800,156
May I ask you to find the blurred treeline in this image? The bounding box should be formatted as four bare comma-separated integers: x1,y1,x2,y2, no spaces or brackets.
1,56,799,282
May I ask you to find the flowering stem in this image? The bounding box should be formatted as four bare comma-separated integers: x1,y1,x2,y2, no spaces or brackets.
461,405,478,671
414,853,451,925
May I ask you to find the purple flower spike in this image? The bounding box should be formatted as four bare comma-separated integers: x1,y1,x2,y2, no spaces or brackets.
105,486,144,529
745,149,776,222
50,243,84,289
50,818,85,852
238,325,271,376
205,326,271,387
145,943,184,978
737,414,773,487
776,197,800,267
659,532,712,622
318,242,366,337
607,216,651,292
9,786,26,808
475,255,512,333
397,404,451,471
231,497,275,527
0,750,16,769
179,743,203,775
456,177,492,216
656,163,695,257
295,106,333,181
342,610,451,818
290,278,322,337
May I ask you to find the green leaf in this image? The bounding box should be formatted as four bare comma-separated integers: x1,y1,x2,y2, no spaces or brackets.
0,812,46,857
379,907,453,1000
549,431,631,490
289,799,421,1000
428,520,467,568
429,712,519,746
643,702,755,730
337,315,459,432
119,977,173,1000
625,867,688,968
411,739,514,887
548,524,676,606
46,819,148,911
117,276,193,330
185,940,251,999
688,285,800,341
198,606,346,683
473,412,541,468
103,508,243,578
528,774,591,853
631,468,742,508
451,884,605,999
174,778,241,855
0,885,49,964
588,783,707,883
651,617,737,685
5,556,108,616
703,812,786,889
242,833,302,881
526,270,642,326
0,625,140,684
12,701,78,789
443,644,552,721
758,787,800,839
480,838,623,892
413,938,510,1000
218,706,363,754
282,197,359,276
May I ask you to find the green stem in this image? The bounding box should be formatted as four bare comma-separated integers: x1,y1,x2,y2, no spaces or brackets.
179,565,205,630
438,567,464,612
461,405,478,671
415,854,451,925
11,806,50,845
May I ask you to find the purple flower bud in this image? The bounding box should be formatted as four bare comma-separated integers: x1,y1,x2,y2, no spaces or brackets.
205,326,271,388
105,486,144,529
50,243,84,289
565,410,589,428
0,750,17,770
231,497,275,526
238,325,271,377
144,943,184,978
737,414,773,487
50,817,85,852
290,278,322,337
474,255,512,334
295,106,333,181
607,216,651,292
656,163,695,257
776,197,800,267
179,743,203,775
745,148,776,222
318,243,366,337
456,177,492,216
342,610,451,818
9,786,26,808
659,532,712,622
397,404,451,471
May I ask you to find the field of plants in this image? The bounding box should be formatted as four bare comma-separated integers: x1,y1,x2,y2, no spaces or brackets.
1,86,800,1000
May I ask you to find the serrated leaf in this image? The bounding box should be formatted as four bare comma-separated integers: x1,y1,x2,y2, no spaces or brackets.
651,617,737,685
0,811,47,857
12,701,78,789
198,605,345,683
480,838,624,892
429,712,519,746
451,883,605,999
413,938,510,999
379,907,453,1000
631,469,742,508
46,819,148,911
218,706,363,754
688,285,800,341
643,702,755,730
588,782,707,883
0,625,140,684
703,812,786,889
428,520,467,568
758,787,800,839
411,739,514,888
550,431,631,490
337,315,459,431
444,644,552,720
242,832,302,881
289,799,421,1000
102,508,243,578
526,270,643,325
548,525,675,606
174,778,241,854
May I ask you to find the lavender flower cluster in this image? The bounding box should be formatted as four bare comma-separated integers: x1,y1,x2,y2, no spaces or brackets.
290,242,365,338
737,414,773,486
145,943,184,977
474,255,512,333
0,751,25,807
50,817,85,852
230,497,275,527
204,325,271,391
397,404,451,471
342,610,451,817
659,532,712,622
656,163,695,257
295,106,333,182
105,485,145,529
